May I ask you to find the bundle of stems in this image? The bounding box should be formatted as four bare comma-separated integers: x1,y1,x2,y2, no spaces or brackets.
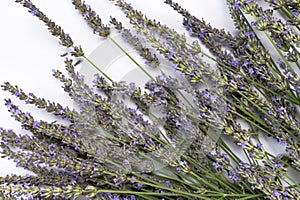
0,0,299,199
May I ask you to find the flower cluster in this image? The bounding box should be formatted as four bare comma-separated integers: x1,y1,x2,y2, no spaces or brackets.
0,0,299,199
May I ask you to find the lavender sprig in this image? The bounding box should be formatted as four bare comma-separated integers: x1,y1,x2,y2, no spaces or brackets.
1,0,300,199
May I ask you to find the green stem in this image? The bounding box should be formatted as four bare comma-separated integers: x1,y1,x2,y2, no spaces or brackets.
83,55,113,82
108,36,156,81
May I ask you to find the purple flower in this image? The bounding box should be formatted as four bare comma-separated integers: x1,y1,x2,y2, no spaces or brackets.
210,150,217,156
153,86,162,93
245,31,251,38
222,153,229,159
188,19,194,26
279,139,287,146
257,143,263,149
3,136,9,142
231,59,239,67
15,91,20,97
268,110,273,115
212,162,220,169
232,173,239,182
241,141,248,149
286,71,292,78
130,195,136,200
234,1,240,8
283,190,289,196
226,104,231,112
277,163,284,169
168,52,175,59
176,102,182,108
74,144,79,150
156,100,163,105
71,179,76,185
165,180,171,187
273,190,280,198
114,196,120,200
160,93,167,98
248,68,254,75
31,10,39,16
276,42,282,49
199,31,206,38
203,92,210,99
137,182,143,190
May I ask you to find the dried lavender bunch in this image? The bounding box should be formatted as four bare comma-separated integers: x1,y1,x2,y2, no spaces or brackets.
0,0,300,199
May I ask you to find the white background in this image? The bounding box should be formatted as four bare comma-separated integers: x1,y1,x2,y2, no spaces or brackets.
0,0,239,176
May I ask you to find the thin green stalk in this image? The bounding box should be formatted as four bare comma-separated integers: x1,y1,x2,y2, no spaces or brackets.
108,36,156,81
83,55,113,82
238,193,265,200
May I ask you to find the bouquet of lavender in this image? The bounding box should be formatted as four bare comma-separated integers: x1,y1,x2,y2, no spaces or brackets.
0,0,299,199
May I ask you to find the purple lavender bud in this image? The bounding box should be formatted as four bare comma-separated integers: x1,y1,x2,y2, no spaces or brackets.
232,173,239,182
231,59,239,67
176,102,182,108
276,42,282,49
24,112,31,118
165,180,171,187
168,52,175,59
31,10,39,16
15,91,20,97
294,87,300,95
241,141,248,149
283,190,289,196
3,136,9,142
188,19,194,26
222,153,229,159
114,196,120,200
210,150,217,156
245,32,251,38
137,182,143,190
71,179,76,185
273,190,280,198
212,162,220,169
257,143,263,149
130,195,136,200
160,93,167,98
248,68,254,75
268,110,273,115
203,92,210,99
156,100,163,105
277,163,284,169
226,104,231,112
286,71,292,78
199,31,206,38
154,86,162,93
234,1,239,8
279,139,287,146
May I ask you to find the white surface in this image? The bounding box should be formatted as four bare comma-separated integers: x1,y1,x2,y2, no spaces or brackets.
0,0,235,176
